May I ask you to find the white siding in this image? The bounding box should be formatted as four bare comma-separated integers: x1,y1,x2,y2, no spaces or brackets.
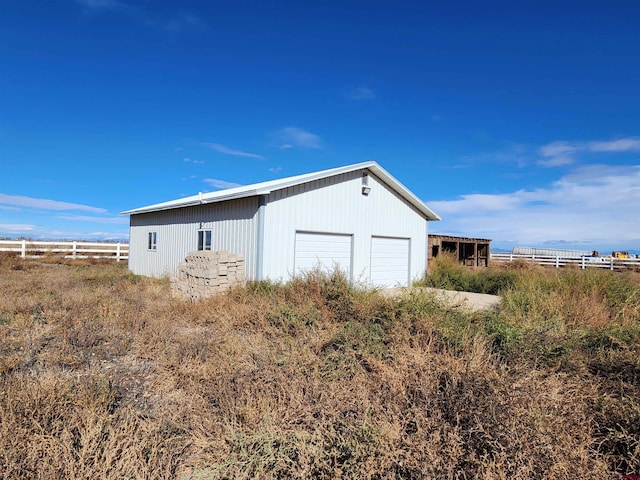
370,236,410,287
261,170,427,284
294,232,353,276
128,197,259,278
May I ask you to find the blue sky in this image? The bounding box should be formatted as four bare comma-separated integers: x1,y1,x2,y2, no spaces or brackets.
2,1,640,252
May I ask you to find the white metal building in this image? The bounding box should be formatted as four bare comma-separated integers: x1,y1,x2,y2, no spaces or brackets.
122,161,440,287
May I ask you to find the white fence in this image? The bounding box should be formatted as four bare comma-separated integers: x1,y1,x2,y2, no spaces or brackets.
491,252,640,271
0,240,129,262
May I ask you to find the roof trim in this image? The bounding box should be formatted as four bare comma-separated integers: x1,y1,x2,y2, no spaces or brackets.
429,234,492,243
121,161,441,221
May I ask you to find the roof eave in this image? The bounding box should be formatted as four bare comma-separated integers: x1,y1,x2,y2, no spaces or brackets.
365,163,441,221
120,160,441,221
120,189,261,215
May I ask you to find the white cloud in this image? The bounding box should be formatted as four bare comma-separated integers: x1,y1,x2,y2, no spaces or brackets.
22,229,128,241
57,215,129,225
537,155,575,167
203,178,242,189
538,136,640,167
0,193,106,213
276,127,323,149
538,141,579,167
588,138,640,152
431,192,526,215
202,143,264,159
429,165,640,250
0,224,35,234
268,167,283,173
349,86,375,100
183,157,204,164
539,141,579,158
562,164,636,182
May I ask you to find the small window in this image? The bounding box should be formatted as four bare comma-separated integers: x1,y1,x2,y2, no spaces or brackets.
148,231,157,251
197,230,212,251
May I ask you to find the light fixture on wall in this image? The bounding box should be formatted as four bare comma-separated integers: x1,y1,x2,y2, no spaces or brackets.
362,172,371,195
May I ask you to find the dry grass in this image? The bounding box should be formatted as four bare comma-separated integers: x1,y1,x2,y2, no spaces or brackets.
0,252,638,478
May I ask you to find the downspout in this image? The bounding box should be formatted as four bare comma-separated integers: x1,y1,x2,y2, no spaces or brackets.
255,195,267,281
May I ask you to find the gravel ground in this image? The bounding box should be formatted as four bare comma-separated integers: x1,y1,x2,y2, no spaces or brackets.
384,287,501,312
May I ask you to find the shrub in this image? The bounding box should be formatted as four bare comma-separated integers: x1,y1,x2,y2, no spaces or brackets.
420,253,517,295
1,260,638,477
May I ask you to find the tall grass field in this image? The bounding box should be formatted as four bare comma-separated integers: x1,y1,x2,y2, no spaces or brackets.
0,253,638,478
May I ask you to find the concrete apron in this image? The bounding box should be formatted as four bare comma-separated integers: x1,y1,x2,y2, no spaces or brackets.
383,287,500,312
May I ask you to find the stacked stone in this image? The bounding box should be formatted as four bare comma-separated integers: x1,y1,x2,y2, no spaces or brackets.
171,250,245,300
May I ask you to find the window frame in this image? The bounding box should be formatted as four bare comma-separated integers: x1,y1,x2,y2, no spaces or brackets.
148,231,157,251
197,229,212,251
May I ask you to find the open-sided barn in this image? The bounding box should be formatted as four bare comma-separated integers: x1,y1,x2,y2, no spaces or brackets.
122,161,440,287
428,234,492,267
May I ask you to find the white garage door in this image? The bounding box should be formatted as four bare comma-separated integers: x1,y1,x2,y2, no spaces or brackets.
370,236,410,287
294,232,353,277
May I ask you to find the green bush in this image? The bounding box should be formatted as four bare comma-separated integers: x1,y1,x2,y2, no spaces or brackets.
419,254,517,295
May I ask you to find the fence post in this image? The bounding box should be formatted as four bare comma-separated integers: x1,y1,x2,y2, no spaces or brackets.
72,241,77,259
21,239,26,258
610,257,614,271
555,256,560,268
581,256,585,269
116,243,121,262
509,254,513,262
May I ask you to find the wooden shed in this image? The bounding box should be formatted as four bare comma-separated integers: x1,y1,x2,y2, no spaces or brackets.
428,234,491,267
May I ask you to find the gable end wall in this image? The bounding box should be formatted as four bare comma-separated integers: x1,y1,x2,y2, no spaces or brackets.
261,170,428,284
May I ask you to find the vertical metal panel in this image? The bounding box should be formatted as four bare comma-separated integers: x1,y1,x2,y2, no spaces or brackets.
262,170,427,284
128,196,259,278
255,195,267,280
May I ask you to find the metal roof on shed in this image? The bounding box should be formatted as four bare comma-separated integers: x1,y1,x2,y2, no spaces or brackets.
429,234,492,243
121,161,441,221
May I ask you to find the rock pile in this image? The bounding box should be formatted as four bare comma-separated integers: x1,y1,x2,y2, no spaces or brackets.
171,250,245,300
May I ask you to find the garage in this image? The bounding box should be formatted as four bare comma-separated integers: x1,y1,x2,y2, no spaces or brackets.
370,236,410,287
294,231,353,278
124,162,440,281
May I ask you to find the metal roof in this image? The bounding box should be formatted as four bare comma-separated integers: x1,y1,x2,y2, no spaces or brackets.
512,246,593,257
121,161,441,221
429,234,492,243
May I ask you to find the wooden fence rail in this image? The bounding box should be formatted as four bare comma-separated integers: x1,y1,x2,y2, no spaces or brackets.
0,240,129,262
491,252,640,271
